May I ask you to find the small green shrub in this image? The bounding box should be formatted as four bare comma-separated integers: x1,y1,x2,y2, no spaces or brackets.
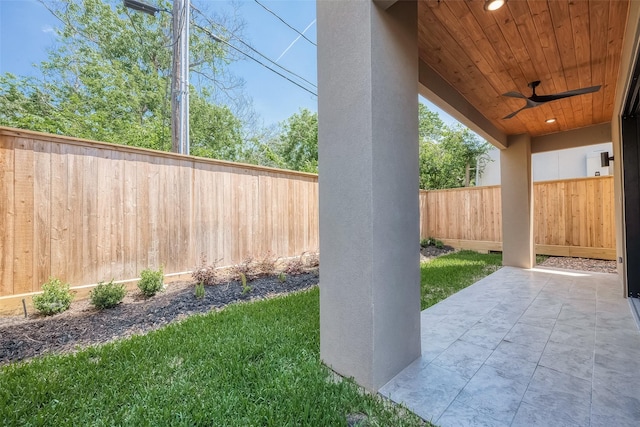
278,272,287,283
138,266,164,297
32,277,74,316
195,282,205,299
231,256,255,281
422,237,445,249
90,280,126,309
240,273,252,295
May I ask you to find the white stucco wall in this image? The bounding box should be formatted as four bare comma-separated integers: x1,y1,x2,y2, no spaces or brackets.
318,0,420,392
477,147,501,186
477,142,613,186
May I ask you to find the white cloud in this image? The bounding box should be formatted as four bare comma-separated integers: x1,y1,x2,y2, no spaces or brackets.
41,25,54,34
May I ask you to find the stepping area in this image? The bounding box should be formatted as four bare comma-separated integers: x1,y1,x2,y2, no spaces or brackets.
380,266,640,426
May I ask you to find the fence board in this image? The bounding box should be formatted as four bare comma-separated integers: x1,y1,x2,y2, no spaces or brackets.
123,152,137,279
13,138,35,295
0,136,15,296
33,140,51,289
82,147,99,282
68,148,85,284
50,142,67,285
96,149,113,282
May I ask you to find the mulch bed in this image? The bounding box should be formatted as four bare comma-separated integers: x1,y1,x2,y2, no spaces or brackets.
0,271,319,366
420,244,455,262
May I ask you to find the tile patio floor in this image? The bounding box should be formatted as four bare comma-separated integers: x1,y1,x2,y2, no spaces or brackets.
379,266,640,426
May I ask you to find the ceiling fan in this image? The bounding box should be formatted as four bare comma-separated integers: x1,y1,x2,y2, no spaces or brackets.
502,80,601,119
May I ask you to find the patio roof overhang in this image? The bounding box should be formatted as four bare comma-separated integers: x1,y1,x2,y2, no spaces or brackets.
415,0,631,143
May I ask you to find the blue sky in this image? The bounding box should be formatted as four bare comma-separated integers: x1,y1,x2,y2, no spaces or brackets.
0,0,457,128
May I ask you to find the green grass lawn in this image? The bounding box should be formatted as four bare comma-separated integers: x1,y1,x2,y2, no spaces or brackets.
1,251,507,426
0,289,423,426
420,251,547,310
420,250,502,310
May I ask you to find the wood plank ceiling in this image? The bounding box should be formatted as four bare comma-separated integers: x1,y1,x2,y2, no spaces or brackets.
418,0,630,137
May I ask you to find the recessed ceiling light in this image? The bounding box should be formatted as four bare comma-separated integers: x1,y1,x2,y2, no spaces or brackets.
484,0,506,11
545,118,557,124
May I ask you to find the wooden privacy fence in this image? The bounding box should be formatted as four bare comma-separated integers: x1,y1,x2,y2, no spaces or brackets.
419,176,616,260
0,127,318,302
0,126,616,306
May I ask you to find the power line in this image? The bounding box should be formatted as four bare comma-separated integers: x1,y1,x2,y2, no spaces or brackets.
193,23,317,97
253,0,316,47
190,6,316,89
232,38,317,88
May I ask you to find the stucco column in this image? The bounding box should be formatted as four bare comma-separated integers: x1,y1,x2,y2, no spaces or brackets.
500,134,535,268
317,0,420,391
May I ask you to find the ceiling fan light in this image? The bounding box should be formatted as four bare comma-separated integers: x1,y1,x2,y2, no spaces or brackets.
545,118,557,124
484,0,506,11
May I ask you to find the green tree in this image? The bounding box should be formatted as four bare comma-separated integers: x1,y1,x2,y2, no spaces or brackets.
0,74,64,133
0,0,245,159
441,126,490,187
419,102,445,143
239,109,318,173
238,125,285,169
250,104,490,183
419,123,490,190
189,95,244,161
269,108,318,173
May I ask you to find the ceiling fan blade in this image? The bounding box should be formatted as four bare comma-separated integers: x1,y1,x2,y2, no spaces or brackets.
500,82,602,119
533,85,601,103
555,85,601,97
502,91,527,99
502,104,531,120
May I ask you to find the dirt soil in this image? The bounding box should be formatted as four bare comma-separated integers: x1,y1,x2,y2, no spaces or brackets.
0,271,319,366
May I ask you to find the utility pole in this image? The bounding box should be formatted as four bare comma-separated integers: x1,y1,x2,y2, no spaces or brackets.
171,0,190,155
124,0,189,155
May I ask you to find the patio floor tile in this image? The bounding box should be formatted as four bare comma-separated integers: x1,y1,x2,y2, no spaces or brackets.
454,364,528,424
502,322,552,350
482,350,537,384
431,340,493,380
511,401,581,427
538,341,594,381
590,412,639,427
459,321,512,350
547,322,595,348
591,385,640,423
380,363,468,423
378,267,640,426
436,399,509,427
521,366,591,426
491,339,544,364
555,305,596,328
